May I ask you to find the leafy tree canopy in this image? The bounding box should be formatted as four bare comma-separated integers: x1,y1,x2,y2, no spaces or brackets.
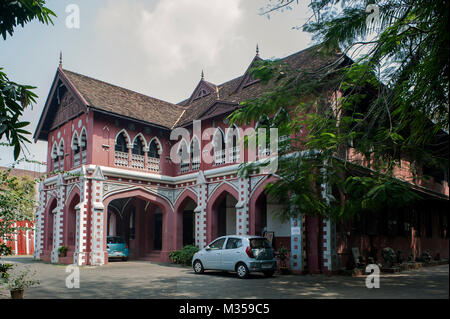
230,0,448,221
0,0,56,160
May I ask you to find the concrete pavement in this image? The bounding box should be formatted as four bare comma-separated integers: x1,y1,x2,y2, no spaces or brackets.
0,256,448,299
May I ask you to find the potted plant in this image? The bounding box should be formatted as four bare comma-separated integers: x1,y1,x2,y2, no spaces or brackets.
58,246,68,258
275,246,290,274
2,264,40,299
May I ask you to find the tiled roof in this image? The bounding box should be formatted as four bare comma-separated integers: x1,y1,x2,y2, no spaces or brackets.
176,44,345,126
59,44,343,129
62,69,186,129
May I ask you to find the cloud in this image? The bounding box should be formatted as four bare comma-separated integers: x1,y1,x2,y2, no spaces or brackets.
98,0,243,76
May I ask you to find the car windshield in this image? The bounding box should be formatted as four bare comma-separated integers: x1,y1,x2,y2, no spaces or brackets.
107,236,125,244
250,238,272,249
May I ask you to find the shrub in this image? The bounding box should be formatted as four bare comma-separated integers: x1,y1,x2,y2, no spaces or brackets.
169,245,200,266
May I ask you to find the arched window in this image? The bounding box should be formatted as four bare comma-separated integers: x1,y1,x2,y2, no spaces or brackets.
58,140,65,169
79,129,87,164
80,130,87,152
148,139,160,159
178,140,189,173
225,126,240,162
71,132,80,167
213,129,225,164
115,132,128,152
51,143,58,170
190,137,200,170
132,137,145,156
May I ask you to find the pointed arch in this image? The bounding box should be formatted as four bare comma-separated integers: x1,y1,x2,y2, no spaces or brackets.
213,127,225,164
190,135,201,170
132,133,147,155
225,124,240,163
224,124,240,145
115,129,131,152
115,129,131,146
79,127,87,151
58,138,65,157
132,133,148,151
148,136,162,158
177,138,190,173
51,142,58,159
71,131,80,151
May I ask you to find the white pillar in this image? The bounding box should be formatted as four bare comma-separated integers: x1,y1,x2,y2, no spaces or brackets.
236,177,250,236
194,171,207,248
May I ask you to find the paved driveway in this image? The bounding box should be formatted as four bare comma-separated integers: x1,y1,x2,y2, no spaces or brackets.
0,256,448,299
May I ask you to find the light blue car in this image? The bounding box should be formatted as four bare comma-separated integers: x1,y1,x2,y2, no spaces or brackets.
107,236,129,261
192,235,277,279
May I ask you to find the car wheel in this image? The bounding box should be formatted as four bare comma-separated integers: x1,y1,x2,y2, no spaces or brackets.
263,270,274,277
236,263,249,279
193,260,204,274
122,257,128,261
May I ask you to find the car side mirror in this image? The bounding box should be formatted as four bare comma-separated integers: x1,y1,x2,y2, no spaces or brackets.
205,247,211,251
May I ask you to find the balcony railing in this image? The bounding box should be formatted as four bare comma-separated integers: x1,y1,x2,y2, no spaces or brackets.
191,156,200,171
131,153,145,169
214,150,225,165
114,151,129,167
180,161,190,173
229,147,240,163
147,157,160,172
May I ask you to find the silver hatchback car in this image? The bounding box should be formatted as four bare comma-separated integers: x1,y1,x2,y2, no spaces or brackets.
192,235,277,279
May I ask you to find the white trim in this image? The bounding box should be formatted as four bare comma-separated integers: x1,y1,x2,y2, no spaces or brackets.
148,136,163,155
79,126,87,147
71,131,80,151
58,138,65,156
41,164,243,186
132,133,148,151
115,129,132,148
51,142,58,159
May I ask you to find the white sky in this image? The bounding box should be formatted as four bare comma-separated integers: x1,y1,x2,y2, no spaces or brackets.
0,0,314,171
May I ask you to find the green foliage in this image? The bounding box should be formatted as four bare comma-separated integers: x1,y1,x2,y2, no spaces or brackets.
169,245,200,266
0,0,56,160
2,263,40,291
58,246,68,255
229,0,448,220
0,168,36,257
0,263,13,281
0,0,56,40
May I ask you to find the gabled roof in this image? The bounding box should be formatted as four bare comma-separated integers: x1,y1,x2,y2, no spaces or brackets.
34,68,186,141
35,44,346,141
176,44,345,126
61,69,185,129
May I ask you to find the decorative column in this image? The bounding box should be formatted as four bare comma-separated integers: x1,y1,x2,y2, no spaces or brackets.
74,172,89,266
194,171,207,248
51,174,66,263
321,163,338,273
89,166,107,265
289,210,304,273
235,177,250,235
33,182,46,260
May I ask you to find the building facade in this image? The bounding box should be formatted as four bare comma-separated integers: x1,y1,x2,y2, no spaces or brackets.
33,45,449,273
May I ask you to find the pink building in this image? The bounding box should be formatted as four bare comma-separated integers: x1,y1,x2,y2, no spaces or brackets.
33,45,449,273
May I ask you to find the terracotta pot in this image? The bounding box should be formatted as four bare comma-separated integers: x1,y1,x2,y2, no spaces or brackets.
10,289,24,299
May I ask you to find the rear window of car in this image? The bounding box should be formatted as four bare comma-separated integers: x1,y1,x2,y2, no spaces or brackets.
107,237,125,244
250,238,272,249
225,238,242,249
